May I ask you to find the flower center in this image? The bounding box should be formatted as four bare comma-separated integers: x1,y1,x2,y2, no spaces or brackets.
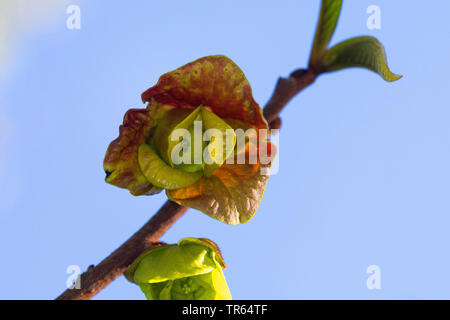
170,276,206,300
152,106,236,177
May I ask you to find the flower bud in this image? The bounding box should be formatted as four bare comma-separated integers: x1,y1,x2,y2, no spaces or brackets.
125,238,231,300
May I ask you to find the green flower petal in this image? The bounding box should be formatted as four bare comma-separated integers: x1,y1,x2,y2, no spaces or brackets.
201,107,236,177
138,144,203,190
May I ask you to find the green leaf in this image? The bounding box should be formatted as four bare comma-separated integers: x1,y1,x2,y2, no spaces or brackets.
309,0,343,69
321,36,402,82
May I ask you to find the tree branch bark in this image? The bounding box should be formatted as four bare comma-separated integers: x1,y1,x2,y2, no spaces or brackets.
55,67,317,300
56,201,188,300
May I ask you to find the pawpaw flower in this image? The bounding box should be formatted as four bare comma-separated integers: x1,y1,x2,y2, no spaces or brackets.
124,238,231,300
104,55,275,224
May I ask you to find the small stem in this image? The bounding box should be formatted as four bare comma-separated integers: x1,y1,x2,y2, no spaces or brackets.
263,69,317,124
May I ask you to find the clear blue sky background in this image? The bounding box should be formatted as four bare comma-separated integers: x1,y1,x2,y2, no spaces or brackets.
1,0,449,299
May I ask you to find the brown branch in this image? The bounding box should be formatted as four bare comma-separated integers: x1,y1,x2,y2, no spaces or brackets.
264,68,317,126
56,201,188,300
55,67,318,300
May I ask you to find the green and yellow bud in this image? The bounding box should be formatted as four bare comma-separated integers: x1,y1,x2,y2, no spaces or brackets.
125,238,231,300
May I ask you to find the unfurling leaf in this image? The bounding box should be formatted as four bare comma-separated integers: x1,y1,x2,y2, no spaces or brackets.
307,1,402,82
309,0,343,69
125,238,231,300
320,36,402,82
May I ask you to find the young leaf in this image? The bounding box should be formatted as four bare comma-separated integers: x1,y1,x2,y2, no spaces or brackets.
309,0,343,69
320,36,402,82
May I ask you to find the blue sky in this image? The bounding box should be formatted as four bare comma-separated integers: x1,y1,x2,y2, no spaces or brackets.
1,0,449,299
